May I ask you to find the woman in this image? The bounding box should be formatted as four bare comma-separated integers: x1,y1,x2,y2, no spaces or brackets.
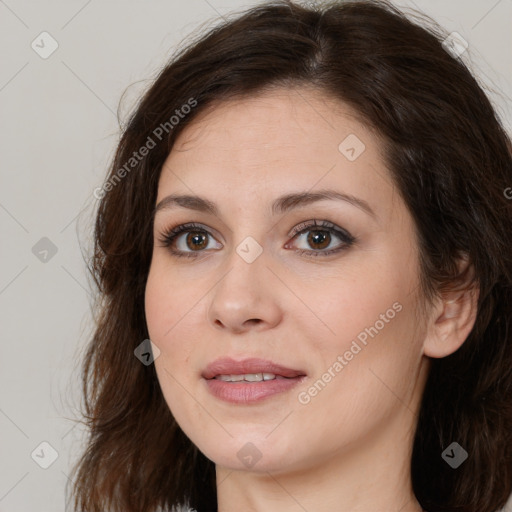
69,1,512,511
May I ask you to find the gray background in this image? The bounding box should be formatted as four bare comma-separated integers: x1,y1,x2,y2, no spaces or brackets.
0,0,511,510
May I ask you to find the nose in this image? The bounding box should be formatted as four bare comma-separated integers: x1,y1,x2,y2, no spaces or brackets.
206,248,283,335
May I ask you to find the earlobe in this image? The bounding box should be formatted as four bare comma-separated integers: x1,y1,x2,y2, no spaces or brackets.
423,265,480,359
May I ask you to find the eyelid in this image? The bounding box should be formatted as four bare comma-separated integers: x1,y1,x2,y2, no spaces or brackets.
158,219,350,241
158,222,220,246
157,219,355,258
288,219,353,240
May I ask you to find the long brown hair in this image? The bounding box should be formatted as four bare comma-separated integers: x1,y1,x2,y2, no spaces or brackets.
68,1,512,511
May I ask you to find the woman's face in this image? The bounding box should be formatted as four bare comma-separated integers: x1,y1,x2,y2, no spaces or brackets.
145,87,430,473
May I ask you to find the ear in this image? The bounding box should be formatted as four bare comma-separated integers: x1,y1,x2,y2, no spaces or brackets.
423,256,480,358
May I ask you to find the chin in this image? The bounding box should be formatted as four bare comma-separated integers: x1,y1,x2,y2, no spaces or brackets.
196,435,305,474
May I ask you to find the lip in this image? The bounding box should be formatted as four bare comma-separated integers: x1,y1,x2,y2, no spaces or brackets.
202,357,306,380
202,357,307,404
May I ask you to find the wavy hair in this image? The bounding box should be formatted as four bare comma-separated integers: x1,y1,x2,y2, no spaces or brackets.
68,1,512,511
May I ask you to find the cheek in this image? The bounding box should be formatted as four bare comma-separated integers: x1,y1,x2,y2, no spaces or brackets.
145,265,193,376
144,276,168,341
297,262,421,407
303,269,405,356
145,269,199,424
144,261,188,341
292,302,420,458
320,301,419,400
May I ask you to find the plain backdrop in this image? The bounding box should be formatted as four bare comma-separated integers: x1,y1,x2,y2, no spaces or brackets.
0,1,511,510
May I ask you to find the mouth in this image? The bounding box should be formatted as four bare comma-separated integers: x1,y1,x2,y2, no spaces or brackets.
212,373,292,382
202,357,307,404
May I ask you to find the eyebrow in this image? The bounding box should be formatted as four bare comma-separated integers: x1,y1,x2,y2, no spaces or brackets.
154,189,376,219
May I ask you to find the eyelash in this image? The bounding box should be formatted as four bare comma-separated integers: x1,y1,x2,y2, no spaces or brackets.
157,220,356,259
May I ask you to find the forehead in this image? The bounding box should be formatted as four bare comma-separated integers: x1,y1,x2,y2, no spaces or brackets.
171,87,376,157
157,87,396,221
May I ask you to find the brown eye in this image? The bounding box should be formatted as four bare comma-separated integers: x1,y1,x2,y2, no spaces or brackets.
158,223,222,259
159,220,355,259
305,230,332,250
184,231,209,251
289,220,355,257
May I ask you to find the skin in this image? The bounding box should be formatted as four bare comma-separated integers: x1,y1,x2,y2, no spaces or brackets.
144,86,478,512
